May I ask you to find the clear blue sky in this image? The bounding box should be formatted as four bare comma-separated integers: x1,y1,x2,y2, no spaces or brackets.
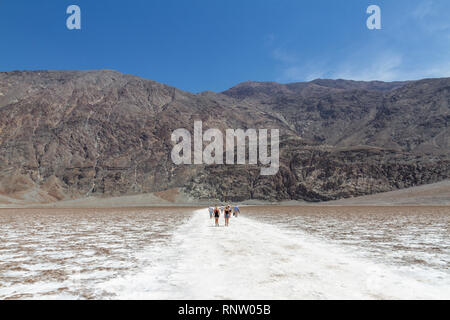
0,0,449,92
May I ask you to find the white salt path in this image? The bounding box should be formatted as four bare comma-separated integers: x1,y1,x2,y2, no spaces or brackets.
97,209,450,300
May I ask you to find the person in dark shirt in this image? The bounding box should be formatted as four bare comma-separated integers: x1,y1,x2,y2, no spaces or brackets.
213,206,220,227
224,205,231,227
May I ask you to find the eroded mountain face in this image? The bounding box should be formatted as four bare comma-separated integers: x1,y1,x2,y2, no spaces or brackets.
0,70,448,203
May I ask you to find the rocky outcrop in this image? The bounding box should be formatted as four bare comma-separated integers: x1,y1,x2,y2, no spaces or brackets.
184,139,449,202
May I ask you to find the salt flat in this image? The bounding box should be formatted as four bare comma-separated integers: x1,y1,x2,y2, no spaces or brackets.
1,206,448,299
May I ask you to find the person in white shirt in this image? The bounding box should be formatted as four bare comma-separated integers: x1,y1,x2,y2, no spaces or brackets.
208,207,214,219
233,205,240,217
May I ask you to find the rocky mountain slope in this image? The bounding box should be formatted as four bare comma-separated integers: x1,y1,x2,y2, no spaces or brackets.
0,70,448,204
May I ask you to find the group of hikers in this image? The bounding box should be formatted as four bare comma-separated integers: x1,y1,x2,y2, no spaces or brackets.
208,205,240,227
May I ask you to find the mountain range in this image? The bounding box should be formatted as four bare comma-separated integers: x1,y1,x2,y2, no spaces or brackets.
0,70,448,204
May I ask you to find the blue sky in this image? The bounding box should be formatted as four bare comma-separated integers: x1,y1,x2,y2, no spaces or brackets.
0,0,449,92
